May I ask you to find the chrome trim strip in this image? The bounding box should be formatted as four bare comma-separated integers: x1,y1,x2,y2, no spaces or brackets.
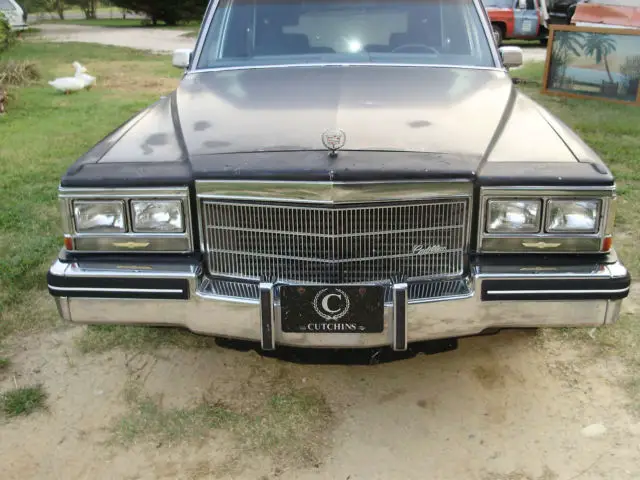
55,297,72,322
48,286,184,294
473,0,503,67
479,186,616,193
59,187,191,198
191,0,220,71
196,180,473,203
393,283,408,351
486,288,630,295
604,299,623,325
260,282,276,351
188,64,504,75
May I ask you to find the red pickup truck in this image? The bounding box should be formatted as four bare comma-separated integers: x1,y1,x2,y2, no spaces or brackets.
483,0,578,45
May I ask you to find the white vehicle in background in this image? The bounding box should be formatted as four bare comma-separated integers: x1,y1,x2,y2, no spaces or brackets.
0,0,27,31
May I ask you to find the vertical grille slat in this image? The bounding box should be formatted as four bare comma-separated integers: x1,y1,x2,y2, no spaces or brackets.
201,198,469,284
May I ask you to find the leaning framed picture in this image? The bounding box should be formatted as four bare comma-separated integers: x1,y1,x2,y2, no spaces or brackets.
542,25,640,105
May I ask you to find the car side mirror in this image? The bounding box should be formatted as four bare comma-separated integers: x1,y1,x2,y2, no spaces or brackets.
499,46,523,68
172,49,193,69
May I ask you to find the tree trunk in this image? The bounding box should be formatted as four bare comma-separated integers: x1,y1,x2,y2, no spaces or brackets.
604,54,614,84
56,0,65,20
56,0,64,20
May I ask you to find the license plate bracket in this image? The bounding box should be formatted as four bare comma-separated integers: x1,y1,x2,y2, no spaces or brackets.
280,285,385,334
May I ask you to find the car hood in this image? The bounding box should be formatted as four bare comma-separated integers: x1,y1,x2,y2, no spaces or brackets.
63,65,614,187
176,65,512,158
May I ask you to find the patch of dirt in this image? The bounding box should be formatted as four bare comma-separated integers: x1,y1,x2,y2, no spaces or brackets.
34,24,196,54
1,305,640,479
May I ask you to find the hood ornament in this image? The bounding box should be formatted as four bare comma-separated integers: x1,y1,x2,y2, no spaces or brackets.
322,129,346,157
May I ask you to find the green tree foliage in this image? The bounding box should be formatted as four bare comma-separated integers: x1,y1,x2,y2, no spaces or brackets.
108,0,207,25
0,13,17,53
22,0,66,20
66,0,99,19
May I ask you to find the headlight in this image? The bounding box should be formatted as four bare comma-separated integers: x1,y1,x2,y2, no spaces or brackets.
486,200,541,233
546,199,601,233
74,201,126,233
131,200,184,233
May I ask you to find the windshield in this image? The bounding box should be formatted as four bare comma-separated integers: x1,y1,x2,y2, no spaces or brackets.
196,0,496,69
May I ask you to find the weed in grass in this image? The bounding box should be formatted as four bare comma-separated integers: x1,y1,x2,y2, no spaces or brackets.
76,325,218,353
0,60,40,86
0,358,9,370
114,382,332,465
1,384,47,418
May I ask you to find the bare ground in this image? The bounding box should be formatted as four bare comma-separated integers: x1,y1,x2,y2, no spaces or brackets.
1,288,639,479
32,24,196,54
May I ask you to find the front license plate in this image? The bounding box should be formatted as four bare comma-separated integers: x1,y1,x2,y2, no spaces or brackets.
280,285,385,333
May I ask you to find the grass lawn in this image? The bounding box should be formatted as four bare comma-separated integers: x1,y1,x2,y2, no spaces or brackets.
0,41,182,341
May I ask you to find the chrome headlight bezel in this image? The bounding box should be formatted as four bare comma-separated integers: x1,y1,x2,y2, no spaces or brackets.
478,187,615,254
59,187,193,253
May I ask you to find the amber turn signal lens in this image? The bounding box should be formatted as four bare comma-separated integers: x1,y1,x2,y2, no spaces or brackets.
64,236,74,251
602,236,613,252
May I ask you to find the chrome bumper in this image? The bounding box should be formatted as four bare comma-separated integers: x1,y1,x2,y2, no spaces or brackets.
48,254,631,350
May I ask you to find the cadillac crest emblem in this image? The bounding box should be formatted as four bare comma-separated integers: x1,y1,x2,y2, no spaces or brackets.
322,129,346,156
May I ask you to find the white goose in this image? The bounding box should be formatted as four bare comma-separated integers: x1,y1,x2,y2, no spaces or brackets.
48,75,85,95
73,61,96,89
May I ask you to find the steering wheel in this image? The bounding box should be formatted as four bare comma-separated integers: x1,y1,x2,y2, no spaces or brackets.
391,44,439,54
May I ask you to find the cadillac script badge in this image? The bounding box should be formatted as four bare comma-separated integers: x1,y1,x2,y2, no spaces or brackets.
322,129,346,157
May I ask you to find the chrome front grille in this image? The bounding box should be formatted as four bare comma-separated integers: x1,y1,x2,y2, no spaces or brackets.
198,277,472,304
200,197,469,284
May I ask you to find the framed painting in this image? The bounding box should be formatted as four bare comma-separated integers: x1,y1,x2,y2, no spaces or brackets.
542,25,640,105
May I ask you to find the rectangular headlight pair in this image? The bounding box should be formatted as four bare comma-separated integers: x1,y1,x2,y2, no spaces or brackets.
487,199,601,234
74,200,184,234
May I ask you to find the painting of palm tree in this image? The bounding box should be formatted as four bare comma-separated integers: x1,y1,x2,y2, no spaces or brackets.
549,31,585,89
582,33,618,85
544,26,640,104
555,31,585,58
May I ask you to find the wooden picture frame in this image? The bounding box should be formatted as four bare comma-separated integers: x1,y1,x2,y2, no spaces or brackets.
542,24,640,106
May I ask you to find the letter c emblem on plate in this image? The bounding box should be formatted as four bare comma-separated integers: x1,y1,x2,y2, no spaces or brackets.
313,288,350,321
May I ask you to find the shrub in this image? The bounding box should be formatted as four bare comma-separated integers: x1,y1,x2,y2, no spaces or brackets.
0,61,40,86
0,12,17,53
109,0,207,25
